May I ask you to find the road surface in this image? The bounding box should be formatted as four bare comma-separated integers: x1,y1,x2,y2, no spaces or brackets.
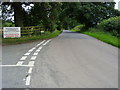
2,30,118,88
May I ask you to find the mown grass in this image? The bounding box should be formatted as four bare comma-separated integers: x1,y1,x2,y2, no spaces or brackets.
2,30,62,45
71,28,119,48
82,31,119,48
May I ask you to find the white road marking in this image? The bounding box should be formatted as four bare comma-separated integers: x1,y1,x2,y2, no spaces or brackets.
28,48,35,52
43,39,51,46
32,47,36,50
16,61,24,65
31,56,37,60
0,65,34,67
26,75,31,86
28,67,33,74
43,41,49,46
28,47,36,52
38,46,42,50
24,53,31,56
20,56,27,60
39,40,46,45
36,49,41,52
28,61,35,66
33,52,38,55
36,40,46,47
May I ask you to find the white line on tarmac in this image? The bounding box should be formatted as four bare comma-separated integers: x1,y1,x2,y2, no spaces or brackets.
31,56,37,60
0,65,34,67
43,39,51,46
28,49,34,52
37,46,42,50
26,75,31,86
33,52,38,56
20,56,27,60
36,40,46,47
36,49,41,52
28,67,33,74
24,53,31,56
28,61,35,66
31,47,36,50
16,61,24,65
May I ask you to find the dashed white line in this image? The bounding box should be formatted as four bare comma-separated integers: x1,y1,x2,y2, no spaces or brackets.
28,67,33,74
24,53,31,56
20,56,27,60
36,40,46,47
28,49,34,52
33,52,38,56
0,65,34,67
39,40,46,45
36,49,41,52
26,75,31,86
43,39,51,46
38,46,42,50
31,56,37,60
16,61,24,66
28,61,35,66
32,47,36,50
15,40,52,86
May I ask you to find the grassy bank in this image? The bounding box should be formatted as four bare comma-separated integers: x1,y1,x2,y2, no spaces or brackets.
82,31,119,48
3,30,62,45
71,27,119,48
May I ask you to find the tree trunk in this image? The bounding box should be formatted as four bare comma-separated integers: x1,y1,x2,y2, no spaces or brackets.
12,3,24,27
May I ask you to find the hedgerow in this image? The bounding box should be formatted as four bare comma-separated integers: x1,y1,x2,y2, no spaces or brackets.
98,16,120,37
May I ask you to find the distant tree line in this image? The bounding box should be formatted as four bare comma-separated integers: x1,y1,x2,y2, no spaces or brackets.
2,2,120,31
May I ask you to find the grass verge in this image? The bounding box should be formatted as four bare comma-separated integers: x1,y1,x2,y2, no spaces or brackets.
70,29,119,48
83,31,119,48
2,30,62,45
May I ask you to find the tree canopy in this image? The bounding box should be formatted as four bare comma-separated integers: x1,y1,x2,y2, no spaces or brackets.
2,2,120,31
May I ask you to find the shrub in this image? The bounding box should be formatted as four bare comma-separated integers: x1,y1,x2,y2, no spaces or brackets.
71,24,85,32
3,22,15,27
98,16,120,37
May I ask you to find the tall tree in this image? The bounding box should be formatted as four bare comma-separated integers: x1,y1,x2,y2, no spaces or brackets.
2,2,31,27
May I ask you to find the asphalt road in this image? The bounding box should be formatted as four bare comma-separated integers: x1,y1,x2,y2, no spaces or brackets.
2,30,118,88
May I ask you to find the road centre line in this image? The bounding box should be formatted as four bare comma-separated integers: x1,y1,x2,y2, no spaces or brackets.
30,56,37,60
16,61,24,66
20,56,27,60
28,47,36,52
37,46,42,50
28,61,35,66
28,67,33,74
0,65,34,67
43,39,51,46
28,49,34,52
36,40,46,47
36,49,41,52
33,52,38,55
24,53,31,56
25,75,31,86
31,47,36,50
28,40,45,52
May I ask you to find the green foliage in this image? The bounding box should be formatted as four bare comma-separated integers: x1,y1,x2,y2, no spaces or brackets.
2,22,15,27
71,24,85,32
27,2,62,32
62,2,120,27
3,30,62,45
98,16,120,36
71,24,119,47
2,2,120,32
83,31,119,48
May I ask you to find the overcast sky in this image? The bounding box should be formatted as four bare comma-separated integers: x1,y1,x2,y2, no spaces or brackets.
115,0,120,9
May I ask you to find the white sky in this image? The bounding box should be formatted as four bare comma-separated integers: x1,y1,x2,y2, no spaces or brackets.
114,0,120,9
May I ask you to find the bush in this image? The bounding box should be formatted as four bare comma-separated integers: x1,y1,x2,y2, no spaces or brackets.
71,24,85,32
98,16,120,37
3,22,15,27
